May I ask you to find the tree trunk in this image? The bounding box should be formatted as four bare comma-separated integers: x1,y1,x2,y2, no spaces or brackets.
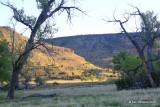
15,73,19,89
7,31,37,99
7,70,19,99
7,58,30,99
147,43,154,73
139,54,156,88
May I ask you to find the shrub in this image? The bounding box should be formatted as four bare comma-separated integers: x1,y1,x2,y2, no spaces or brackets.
80,69,106,81
153,60,160,86
53,81,59,86
97,75,106,81
115,76,134,90
80,75,89,81
151,71,160,87
35,76,46,86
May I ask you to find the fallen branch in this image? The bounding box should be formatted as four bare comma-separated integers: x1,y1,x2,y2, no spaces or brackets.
21,93,58,99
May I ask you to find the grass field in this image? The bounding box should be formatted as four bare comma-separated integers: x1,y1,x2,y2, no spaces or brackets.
0,83,160,107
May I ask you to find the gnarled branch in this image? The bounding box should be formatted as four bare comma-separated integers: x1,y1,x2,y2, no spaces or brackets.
0,2,34,30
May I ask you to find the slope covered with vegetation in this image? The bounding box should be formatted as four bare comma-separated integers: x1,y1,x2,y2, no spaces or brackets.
0,26,115,82
48,33,136,68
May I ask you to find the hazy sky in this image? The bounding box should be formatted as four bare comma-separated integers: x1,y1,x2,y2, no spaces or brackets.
0,0,160,37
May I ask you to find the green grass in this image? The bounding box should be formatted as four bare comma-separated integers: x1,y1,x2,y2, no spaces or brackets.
0,84,160,107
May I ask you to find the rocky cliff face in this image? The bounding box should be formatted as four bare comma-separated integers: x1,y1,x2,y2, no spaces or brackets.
49,33,136,68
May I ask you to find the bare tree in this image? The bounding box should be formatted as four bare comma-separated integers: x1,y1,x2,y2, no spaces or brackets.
1,0,83,99
108,7,160,88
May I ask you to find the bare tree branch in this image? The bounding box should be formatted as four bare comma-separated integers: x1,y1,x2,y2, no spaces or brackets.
0,2,33,30
40,43,55,65
14,41,43,68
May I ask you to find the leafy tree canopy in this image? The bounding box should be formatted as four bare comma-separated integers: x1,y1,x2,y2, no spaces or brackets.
0,33,11,84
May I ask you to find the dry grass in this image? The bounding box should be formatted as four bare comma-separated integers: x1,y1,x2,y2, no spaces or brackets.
0,84,160,107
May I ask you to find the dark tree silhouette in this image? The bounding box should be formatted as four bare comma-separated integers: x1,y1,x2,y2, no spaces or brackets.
1,0,83,99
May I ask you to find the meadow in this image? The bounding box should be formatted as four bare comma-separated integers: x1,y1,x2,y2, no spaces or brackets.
0,82,160,107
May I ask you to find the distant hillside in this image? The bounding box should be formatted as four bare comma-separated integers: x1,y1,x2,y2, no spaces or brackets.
48,34,136,68
0,26,109,78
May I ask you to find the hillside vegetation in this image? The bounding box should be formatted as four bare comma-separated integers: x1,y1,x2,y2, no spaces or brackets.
0,26,116,82
49,33,137,68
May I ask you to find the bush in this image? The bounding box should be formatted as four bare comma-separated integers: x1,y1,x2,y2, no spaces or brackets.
115,76,134,90
53,81,59,86
80,75,89,81
153,61,160,86
151,72,160,87
35,76,46,86
97,75,106,81
80,69,106,81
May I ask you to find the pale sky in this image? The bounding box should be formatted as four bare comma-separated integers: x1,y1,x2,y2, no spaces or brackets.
0,0,160,37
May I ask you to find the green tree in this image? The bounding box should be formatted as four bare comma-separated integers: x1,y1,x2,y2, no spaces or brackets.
112,51,142,75
112,51,160,89
112,51,142,89
1,0,83,99
0,34,11,85
109,7,160,88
